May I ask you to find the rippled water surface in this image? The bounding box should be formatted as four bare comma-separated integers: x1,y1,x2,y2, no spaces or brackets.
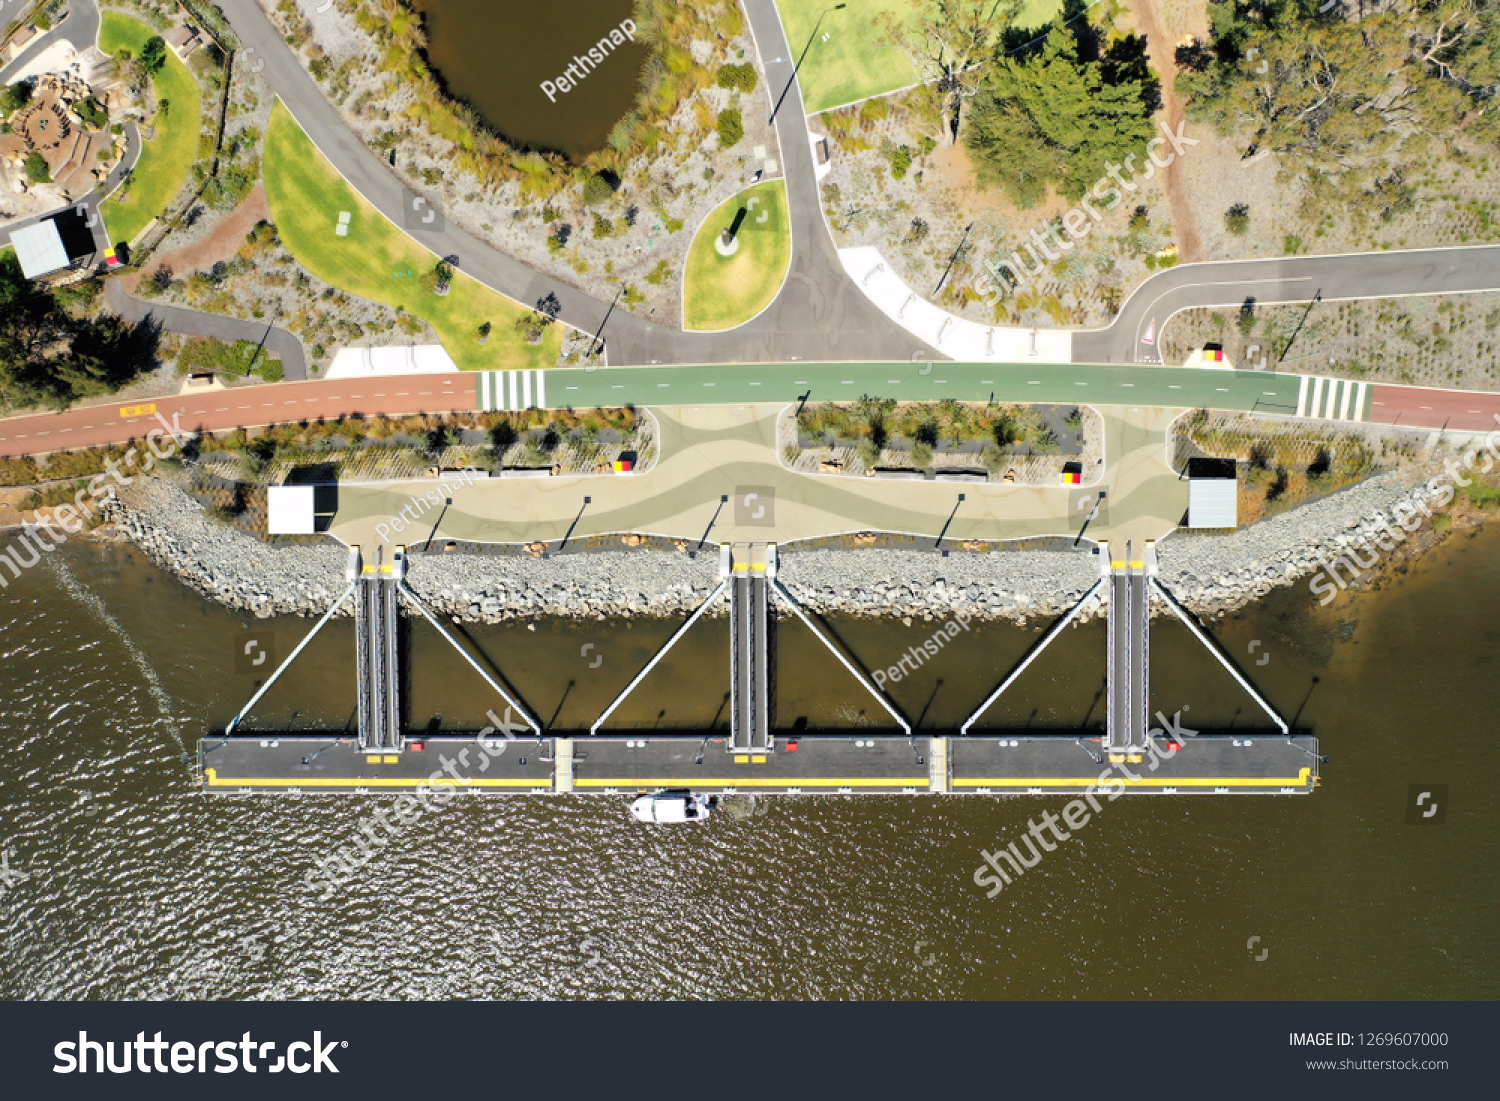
1,532,1496,999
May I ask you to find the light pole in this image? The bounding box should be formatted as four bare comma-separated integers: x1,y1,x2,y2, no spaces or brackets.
769,3,846,126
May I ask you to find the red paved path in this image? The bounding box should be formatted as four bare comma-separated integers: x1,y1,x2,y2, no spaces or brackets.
0,374,478,458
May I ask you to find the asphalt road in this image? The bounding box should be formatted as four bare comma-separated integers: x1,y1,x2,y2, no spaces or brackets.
104,279,309,380
1077,246,1500,364
0,0,99,85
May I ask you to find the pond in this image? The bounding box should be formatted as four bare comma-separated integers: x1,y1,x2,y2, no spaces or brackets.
411,0,649,162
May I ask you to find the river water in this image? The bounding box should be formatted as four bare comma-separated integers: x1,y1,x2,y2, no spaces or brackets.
411,0,647,161
0,527,1496,999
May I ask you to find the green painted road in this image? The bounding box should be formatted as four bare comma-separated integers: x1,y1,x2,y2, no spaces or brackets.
478,363,1311,416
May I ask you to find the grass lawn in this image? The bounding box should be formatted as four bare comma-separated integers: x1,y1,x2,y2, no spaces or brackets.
777,0,1063,114
98,12,202,247
263,100,558,371
683,180,791,331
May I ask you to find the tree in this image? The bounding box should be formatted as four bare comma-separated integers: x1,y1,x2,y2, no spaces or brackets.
23,152,50,184
0,81,32,117
965,21,1155,205
140,36,169,76
878,0,1019,143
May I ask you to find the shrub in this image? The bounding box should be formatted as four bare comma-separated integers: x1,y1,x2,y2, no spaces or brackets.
910,440,933,470
583,173,614,206
1225,203,1250,236
23,152,50,183
716,107,743,148
76,97,109,129
890,145,912,179
716,63,758,92
917,135,936,157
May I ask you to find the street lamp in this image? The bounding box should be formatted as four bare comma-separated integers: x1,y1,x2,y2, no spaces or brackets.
769,3,847,126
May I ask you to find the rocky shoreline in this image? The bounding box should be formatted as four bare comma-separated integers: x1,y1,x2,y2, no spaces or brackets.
101,466,1450,626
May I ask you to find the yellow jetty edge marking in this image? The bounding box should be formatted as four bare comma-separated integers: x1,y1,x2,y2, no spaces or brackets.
119,403,157,418
734,755,749,763
953,769,1312,788
575,777,930,788
203,769,548,788
752,755,766,763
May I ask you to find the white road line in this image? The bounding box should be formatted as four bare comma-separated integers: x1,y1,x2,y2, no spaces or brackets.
1296,375,1310,417
536,371,545,408
1353,382,1368,422
1310,377,1324,418
1339,380,1353,421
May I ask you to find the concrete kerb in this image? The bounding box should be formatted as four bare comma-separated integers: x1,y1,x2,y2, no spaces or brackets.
679,178,793,335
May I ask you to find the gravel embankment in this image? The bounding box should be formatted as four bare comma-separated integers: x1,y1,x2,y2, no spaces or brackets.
109,468,1441,624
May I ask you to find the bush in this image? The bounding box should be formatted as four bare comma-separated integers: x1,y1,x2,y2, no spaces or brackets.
716,107,744,148
76,97,108,129
890,145,912,179
582,173,614,206
917,135,936,157
23,151,50,183
910,440,933,470
716,63,758,92
140,36,168,77
1225,203,1250,236
418,261,453,295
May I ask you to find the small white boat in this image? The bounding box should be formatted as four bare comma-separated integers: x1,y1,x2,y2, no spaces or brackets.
630,791,715,823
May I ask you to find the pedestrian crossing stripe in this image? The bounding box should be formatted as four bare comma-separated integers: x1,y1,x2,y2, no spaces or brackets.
1294,375,1367,423
478,370,549,411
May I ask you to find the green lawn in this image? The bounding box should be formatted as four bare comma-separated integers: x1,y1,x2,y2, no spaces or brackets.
98,12,202,247
683,180,791,332
777,0,1063,114
263,100,558,371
